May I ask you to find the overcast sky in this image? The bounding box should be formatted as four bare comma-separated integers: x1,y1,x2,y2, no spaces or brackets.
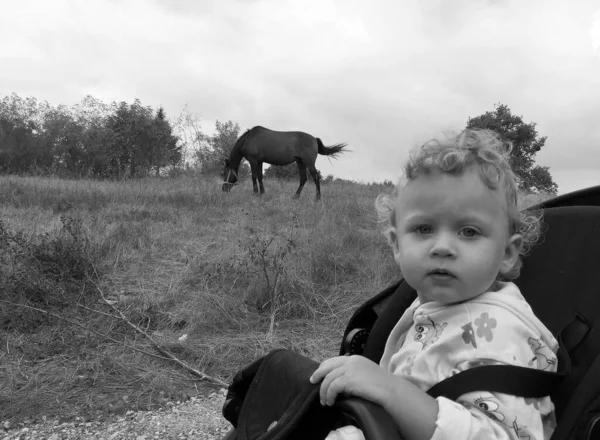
2,0,599,194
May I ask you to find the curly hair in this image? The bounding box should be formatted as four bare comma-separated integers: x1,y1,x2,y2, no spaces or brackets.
375,128,542,280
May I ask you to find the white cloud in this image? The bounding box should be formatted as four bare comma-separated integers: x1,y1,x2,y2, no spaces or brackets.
590,8,600,51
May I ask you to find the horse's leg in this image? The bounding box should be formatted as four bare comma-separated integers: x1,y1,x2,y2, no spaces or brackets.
257,162,265,194
308,165,321,200
294,160,307,198
250,161,259,193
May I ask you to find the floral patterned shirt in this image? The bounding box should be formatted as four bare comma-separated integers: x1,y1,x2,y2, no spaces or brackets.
379,282,558,440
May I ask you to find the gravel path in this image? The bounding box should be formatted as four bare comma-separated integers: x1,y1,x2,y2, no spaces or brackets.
1,390,232,440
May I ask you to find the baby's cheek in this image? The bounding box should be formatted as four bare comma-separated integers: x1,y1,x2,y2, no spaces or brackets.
399,260,420,283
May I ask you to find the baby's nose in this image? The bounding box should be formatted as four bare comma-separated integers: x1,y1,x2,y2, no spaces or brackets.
429,234,456,257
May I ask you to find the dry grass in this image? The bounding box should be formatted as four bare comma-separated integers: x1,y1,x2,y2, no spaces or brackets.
0,174,399,423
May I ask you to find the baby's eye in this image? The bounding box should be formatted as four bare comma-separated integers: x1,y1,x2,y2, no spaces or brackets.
459,227,479,238
414,225,433,235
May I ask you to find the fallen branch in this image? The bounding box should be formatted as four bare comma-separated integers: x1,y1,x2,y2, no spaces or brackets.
0,299,171,362
89,265,228,387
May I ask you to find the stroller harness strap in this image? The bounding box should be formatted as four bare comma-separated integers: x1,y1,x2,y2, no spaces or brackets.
426,341,569,400
427,315,576,400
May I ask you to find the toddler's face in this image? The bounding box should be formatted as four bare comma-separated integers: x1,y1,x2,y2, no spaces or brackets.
391,168,520,305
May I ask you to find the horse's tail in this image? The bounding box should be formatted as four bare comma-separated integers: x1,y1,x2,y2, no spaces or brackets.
316,138,348,158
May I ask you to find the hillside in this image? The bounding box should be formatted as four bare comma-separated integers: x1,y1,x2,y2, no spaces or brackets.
0,174,399,424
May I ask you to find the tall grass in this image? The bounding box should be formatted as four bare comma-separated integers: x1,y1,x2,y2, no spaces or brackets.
0,174,399,422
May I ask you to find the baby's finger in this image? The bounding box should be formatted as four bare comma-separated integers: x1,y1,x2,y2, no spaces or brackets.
325,373,349,406
318,363,348,406
309,356,346,384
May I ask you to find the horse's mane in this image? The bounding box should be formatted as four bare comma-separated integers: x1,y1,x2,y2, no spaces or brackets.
237,126,267,144
228,128,256,161
234,129,253,148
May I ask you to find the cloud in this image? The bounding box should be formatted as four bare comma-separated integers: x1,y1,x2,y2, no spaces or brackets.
1,0,599,193
591,8,600,51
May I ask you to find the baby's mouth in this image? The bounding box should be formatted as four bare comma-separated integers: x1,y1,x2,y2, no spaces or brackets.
427,269,456,278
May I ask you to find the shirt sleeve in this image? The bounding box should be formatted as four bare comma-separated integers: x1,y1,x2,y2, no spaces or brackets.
432,391,553,440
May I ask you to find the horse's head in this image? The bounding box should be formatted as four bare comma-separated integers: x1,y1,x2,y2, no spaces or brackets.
222,159,238,192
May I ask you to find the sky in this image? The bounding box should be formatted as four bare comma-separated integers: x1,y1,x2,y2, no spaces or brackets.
2,0,600,194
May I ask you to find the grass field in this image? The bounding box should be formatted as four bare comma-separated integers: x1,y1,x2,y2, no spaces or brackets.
0,174,400,423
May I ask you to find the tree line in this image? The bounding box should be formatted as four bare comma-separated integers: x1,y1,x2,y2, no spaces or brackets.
0,93,247,179
0,94,180,178
0,93,557,193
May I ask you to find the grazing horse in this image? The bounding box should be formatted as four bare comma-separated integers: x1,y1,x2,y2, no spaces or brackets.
222,126,347,199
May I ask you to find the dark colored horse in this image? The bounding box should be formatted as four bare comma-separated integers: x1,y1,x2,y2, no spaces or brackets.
222,126,348,199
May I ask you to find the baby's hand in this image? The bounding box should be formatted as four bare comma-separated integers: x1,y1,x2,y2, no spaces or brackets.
309,355,395,407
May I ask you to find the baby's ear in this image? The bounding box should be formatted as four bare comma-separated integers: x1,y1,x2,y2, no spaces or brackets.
500,234,523,275
389,228,401,263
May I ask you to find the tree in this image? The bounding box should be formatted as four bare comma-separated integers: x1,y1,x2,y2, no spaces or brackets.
263,163,297,180
147,107,182,175
0,93,46,173
71,96,115,177
104,99,181,178
466,103,557,194
104,100,148,177
41,105,85,174
172,104,205,168
195,120,250,177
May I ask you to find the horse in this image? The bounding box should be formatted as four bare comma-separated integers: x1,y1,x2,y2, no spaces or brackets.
222,126,348,200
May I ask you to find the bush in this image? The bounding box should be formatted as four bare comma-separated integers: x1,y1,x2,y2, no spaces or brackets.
0,216,95,332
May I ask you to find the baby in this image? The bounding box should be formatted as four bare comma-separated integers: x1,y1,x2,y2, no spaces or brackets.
310,129,558,440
